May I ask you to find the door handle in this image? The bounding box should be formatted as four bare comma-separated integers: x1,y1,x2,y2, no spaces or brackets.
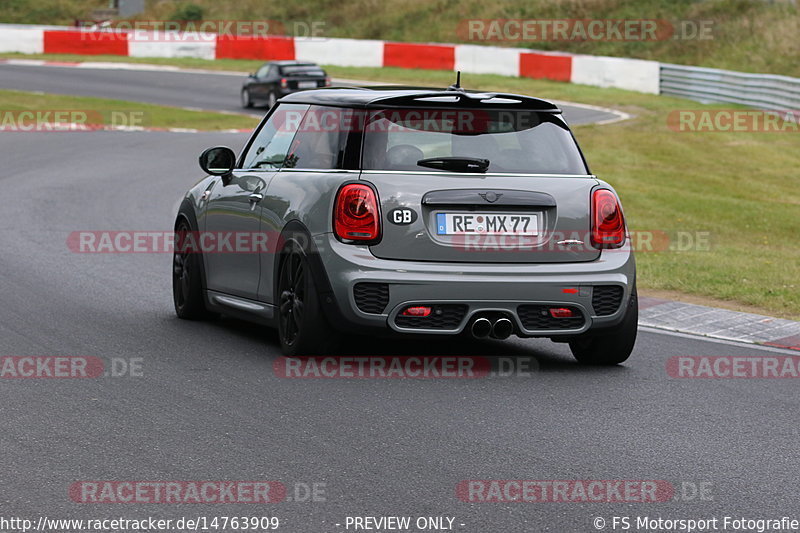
249,193,263,203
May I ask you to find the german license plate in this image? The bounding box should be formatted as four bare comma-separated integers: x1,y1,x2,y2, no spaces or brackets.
436,213,538,236
297,81,318,89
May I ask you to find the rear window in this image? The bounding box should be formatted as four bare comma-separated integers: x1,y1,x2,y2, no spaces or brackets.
280,65,326,77
361,108,587,174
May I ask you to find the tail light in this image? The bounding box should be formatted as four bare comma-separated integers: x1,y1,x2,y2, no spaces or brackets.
280,78,288,89
334,184,381,242
324,77,331,86
591,189,626,248
549,307,575,318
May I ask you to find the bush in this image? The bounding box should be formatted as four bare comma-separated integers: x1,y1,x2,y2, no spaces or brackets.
170,3,203,21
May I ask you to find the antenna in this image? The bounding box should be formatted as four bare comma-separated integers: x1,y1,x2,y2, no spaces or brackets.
447,71,463,91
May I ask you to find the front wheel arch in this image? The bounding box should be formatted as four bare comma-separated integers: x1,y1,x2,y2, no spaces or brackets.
172,210,214,320
174,202,210,293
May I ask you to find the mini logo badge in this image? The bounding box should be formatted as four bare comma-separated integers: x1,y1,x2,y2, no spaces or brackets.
479,192,503,203
557,239,585,246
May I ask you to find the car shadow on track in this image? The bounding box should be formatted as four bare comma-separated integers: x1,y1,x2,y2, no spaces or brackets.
188,315,630,374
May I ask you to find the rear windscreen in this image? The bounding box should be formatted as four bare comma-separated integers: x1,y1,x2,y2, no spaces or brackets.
280,66,326,76
361,108,588,174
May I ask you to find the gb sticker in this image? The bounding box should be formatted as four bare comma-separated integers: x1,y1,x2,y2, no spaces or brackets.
387,207,418,225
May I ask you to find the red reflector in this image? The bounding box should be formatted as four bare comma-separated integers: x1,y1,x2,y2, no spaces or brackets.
591,189,626,249
549,307,574,318
562,288,579,294
402,306,432,317
334,184,381,242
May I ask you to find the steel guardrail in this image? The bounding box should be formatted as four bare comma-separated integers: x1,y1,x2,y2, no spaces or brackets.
660,63,800,113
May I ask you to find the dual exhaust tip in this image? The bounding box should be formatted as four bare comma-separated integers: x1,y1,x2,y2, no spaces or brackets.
471,317,513,340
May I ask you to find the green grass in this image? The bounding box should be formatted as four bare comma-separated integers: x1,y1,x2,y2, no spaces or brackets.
0,89,258,130
1,0,799,76
1,55,797,317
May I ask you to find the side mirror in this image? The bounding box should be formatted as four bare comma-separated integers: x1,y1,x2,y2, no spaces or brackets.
199,146,236,176
249,72,257,78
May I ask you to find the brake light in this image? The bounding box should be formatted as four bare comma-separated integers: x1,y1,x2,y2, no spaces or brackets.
591,189,626,248
549,307,575,318
324,77,331,86
402,306,432,317
334,184,381,242
280,78,288,89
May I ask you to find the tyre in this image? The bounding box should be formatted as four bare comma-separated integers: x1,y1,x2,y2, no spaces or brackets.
267,89,277,109
569,287,638,365
277,241,339,356
172,218,213,320
241,88,253,108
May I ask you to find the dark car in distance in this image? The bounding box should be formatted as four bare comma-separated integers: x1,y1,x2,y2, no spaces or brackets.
241,60,330,109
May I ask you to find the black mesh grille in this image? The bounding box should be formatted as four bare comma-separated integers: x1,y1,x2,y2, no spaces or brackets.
517,305,585,331
395,304,468,330
592,286,624,316
353,283,390,314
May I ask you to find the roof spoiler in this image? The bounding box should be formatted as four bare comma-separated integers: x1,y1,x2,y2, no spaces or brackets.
367,91,561,112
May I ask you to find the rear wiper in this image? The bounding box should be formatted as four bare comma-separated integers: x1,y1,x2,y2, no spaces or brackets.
416,156,490,173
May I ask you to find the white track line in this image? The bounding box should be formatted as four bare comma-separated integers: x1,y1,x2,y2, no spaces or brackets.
640,326,799,355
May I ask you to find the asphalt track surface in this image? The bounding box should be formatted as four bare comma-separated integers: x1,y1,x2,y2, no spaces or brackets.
0,63,619,125
1,70,798,532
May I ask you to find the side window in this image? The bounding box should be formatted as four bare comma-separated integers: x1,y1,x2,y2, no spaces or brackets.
284,106,353,170
241,104,309,170
256,65,270,79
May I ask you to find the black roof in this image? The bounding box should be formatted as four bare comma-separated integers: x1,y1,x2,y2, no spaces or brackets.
279,86,561,112
265,60,319,66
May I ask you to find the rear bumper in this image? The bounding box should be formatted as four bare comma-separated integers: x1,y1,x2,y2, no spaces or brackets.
313,233,636,337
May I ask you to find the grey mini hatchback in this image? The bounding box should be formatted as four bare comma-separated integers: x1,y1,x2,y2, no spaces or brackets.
173,84,637,364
